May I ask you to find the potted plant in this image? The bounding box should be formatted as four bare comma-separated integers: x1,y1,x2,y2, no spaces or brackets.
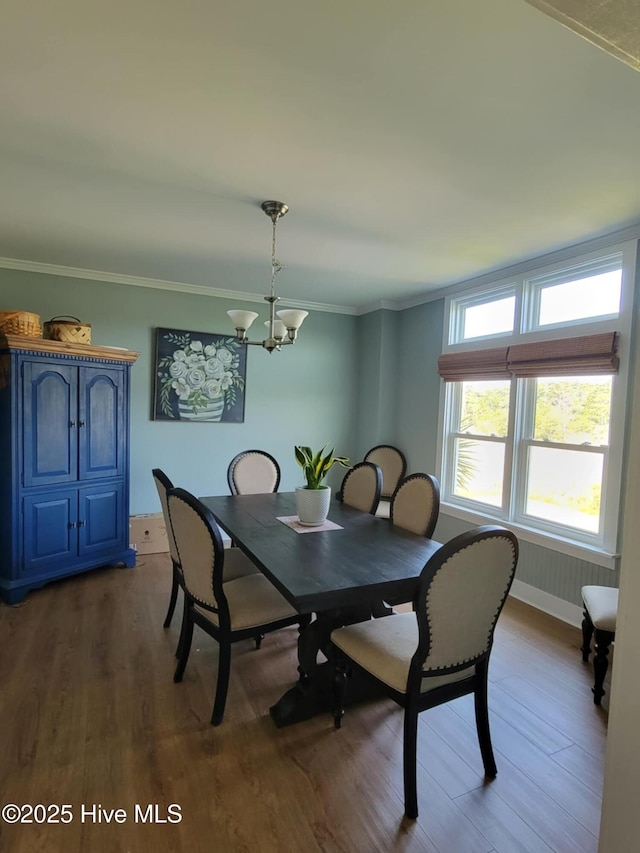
294,445,350,526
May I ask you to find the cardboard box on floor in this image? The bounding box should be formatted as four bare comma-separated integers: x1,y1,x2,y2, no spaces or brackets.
130,513,169,555
129,512,232,554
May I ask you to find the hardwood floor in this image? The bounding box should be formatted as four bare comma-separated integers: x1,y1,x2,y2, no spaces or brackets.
0,554,609,852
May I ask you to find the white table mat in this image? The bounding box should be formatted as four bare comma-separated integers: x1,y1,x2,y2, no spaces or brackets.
276,515,343,534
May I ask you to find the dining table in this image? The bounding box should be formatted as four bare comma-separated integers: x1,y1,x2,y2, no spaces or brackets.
199,491,443,727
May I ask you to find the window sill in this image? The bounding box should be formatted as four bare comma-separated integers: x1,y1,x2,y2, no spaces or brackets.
440,502,619,570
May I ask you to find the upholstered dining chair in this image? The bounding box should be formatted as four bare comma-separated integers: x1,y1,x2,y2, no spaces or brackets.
338,461,382,515
227,449,281,495
382,473,441,610
363,444,407,517
331,525,519,819
581,585,618,705
167,487,308,725
152,469,183,631
153,469,260,651
390,473,440,538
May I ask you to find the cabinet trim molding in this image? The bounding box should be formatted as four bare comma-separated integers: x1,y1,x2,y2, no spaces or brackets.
1,334,139,363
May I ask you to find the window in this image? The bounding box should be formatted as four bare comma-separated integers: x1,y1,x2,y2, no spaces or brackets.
439,244,634,565
524,257,622,331
450,380,510,508
449,287,516,343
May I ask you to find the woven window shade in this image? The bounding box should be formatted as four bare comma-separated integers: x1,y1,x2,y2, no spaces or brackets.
507,332,619,377
437,347,510,382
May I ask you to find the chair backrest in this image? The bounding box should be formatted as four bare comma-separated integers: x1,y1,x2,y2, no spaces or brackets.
363,445,407,499
166,488,227,614
152,468,180,566
339,461,382,515
412,526,518,680
227,450,281,495
390,473,440,538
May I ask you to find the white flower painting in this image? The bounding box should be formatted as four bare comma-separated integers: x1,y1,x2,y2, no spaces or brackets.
153,328,247,422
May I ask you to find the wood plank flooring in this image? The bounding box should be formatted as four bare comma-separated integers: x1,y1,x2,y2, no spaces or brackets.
0,554,609,852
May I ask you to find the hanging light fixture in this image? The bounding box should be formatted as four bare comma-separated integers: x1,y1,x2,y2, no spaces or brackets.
227,200,308,353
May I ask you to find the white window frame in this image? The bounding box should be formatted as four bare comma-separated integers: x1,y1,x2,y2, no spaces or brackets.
448,283,518,345
437,241,636,569
522,253,624,334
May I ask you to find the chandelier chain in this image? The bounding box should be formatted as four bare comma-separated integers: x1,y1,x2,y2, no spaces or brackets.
270,213,284,298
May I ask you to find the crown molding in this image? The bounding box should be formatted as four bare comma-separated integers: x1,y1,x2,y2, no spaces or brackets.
0,256,358,316
355,299,403,315
2,219,638,319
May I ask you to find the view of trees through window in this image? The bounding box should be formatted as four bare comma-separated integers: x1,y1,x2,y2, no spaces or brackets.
453,376,612,532
533,377,611,444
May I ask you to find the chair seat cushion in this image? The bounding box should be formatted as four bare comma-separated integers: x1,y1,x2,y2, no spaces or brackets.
375,500,391,519
332,613,475,694
582,585,618,632
195,574,297,632
223,547,261,582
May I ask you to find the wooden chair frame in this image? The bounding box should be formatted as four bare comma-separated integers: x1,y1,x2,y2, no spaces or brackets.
227,449,281,495
332,526,519,819
337,461,382,515
390,472,440,538
363,444,407,499
152,468,182,631
167,488,309,725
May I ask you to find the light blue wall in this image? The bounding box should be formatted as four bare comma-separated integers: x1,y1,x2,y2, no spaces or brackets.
395,300,444,474
0,269,359,513
355,310,400,457
355,302,444,473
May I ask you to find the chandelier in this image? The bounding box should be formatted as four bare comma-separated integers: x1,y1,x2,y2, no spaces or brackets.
227,200,308,353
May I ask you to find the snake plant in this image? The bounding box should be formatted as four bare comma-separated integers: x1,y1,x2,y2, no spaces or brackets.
294,445,350,489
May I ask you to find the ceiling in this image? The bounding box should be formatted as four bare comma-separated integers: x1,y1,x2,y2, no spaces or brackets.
2,0,640,313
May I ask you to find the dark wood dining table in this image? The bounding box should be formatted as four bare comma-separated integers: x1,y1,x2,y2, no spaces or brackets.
199,491,443,726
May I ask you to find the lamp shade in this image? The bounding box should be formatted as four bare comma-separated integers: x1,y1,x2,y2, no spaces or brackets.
227,309,258,331
264,319,287,339
276,309,309,330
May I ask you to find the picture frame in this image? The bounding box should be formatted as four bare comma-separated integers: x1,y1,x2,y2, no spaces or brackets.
153,327,247,422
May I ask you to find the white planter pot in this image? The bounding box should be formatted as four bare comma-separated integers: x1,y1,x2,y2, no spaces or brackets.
295,485,331,526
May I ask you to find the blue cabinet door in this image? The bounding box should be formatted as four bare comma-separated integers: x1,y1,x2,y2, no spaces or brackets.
79,483,124,555
22,490,77,573
23,362,78,487
79,367,125,480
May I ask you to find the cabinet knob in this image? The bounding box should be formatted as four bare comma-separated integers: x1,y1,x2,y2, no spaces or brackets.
78,520,86,527
68,521,76,529
69,420,76,428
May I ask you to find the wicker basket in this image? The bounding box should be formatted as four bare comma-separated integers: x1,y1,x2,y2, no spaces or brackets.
0,310,42,338
43,316,92,345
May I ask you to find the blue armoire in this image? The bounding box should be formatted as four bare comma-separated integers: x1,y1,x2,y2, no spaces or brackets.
0,334,138,603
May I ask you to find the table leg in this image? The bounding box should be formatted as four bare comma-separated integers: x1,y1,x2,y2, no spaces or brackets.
270,603,384,727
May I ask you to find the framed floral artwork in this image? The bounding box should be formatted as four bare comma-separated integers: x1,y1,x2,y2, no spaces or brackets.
153,327,247,422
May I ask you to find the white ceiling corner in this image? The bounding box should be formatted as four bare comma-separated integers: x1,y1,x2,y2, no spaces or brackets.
525,0,640,74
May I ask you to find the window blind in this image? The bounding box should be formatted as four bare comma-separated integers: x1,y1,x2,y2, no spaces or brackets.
507,332,619,377
438,333,619,381
437,347,510,381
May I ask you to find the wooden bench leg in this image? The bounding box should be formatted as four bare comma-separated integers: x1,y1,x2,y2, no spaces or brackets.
581,608,593,662
592,628,614,705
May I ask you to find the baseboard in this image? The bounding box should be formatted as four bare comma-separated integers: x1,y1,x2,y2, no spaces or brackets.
509,579,583,628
